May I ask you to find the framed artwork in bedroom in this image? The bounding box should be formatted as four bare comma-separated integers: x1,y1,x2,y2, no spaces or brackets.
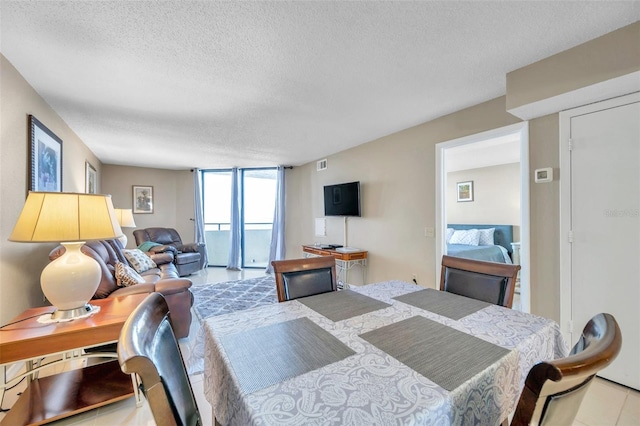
457,181,473,202
133,185,153,213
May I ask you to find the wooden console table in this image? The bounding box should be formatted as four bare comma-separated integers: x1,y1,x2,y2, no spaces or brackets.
0,294,147,425
302,245,367,286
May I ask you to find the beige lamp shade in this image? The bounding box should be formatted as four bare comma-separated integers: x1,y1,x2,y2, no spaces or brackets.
9,192,123,320
114,208,137,228
10,192,123,242
113,208,136,248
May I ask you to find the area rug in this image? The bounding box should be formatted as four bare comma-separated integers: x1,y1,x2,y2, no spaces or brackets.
187,275,279,375
191,275,278,324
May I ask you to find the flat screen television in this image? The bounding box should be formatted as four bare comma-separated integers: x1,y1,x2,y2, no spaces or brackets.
324,181,361,217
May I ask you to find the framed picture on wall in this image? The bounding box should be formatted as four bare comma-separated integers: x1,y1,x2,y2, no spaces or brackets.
29,115,63,192
457,181,474,202
133,185,153,213
85,161,97,194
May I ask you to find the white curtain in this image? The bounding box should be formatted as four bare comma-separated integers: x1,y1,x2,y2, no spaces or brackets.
227,168,242,270
193,168,208,268
265,166,286,274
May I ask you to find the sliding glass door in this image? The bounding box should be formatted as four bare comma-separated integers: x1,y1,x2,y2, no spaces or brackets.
202,170,232,267
202,168,277,268
242,169,277,267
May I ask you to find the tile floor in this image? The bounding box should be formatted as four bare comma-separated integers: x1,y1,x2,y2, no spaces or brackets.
1,267,638,425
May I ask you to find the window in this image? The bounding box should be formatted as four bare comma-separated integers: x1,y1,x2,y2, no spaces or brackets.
203,171,232,266
202,168,277,268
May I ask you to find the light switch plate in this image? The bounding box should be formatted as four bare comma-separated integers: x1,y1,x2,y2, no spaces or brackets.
315,218,326,236
535,167,553,183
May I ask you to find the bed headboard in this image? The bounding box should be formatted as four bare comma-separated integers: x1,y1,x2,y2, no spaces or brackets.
448,224,514,254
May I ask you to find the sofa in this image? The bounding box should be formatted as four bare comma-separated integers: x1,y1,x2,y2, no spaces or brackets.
133,227,206,276
49,239,194,338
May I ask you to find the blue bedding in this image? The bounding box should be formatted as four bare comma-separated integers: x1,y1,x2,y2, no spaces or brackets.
447,244,511,263
446,224,515,263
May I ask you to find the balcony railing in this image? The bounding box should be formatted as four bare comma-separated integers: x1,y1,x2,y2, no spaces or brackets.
204,222,272,268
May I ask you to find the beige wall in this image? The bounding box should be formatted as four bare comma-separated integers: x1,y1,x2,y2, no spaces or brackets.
101,165,195,248
0,55,102,324
528,114,560,320
284,100,562,319
285,97,521,287
0,55,192,324
447,163,520,229
286,23,637,322
506,21,640,112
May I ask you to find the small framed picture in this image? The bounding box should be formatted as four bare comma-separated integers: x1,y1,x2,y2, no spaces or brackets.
133,185,153,214
457,181,474,202
85,161,97,194
29,115,63,192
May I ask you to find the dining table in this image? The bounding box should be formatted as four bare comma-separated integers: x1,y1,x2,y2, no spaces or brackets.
201,280,567,425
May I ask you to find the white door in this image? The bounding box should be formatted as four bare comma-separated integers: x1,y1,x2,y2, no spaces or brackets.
569,96,639,390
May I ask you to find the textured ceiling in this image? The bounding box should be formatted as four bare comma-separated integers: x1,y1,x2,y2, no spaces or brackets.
1,1,639,170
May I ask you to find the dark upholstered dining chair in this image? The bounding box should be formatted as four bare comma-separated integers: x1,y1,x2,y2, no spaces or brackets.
440,255,521,308
271,256,338,302
118,293,202,426
508,313,622,426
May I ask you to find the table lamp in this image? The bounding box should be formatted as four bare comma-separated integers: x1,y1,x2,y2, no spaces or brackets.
113,208,136,247
9,192,123,320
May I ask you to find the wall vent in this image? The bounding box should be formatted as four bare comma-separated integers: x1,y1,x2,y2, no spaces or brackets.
317,159,328,171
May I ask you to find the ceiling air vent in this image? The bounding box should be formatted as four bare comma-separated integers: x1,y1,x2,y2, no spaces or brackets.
317,159,327,171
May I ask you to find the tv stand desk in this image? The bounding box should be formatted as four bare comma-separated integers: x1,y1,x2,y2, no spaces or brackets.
302,245,367,286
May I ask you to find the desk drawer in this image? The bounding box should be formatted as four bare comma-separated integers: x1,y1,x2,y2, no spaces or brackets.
302,246,367,262
341,252,367,261
303,247,327,257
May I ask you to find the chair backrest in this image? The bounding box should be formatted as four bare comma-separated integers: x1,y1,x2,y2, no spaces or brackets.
118,293,201,426
271,256,338,302
511,313,622,426
440,255,521,308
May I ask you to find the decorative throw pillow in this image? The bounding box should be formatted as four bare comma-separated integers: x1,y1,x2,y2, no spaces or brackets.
115,261,145,287
478,228,495,246
445,228,455,243
449,229,480,246
123,248,157,273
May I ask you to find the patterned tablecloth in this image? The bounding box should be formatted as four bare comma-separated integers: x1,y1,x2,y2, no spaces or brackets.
202,281,567,426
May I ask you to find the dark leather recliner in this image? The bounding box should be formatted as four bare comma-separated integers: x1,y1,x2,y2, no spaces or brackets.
49,239,194,339
133,227,205,277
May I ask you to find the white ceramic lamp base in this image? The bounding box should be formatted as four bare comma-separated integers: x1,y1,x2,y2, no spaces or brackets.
40,242,101,320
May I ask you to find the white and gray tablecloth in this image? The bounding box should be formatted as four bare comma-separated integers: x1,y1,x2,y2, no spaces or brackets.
202,280,568,426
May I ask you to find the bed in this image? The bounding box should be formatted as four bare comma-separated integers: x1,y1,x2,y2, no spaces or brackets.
446,224,514,263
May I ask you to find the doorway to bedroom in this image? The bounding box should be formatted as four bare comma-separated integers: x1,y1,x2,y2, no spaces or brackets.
435,122,530,312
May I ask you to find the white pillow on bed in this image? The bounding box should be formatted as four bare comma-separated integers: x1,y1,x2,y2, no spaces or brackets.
478,228,495,246
449,229,480,246
445,228,455,243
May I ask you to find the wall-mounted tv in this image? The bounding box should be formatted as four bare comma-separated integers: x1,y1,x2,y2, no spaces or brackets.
324,181,361,217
